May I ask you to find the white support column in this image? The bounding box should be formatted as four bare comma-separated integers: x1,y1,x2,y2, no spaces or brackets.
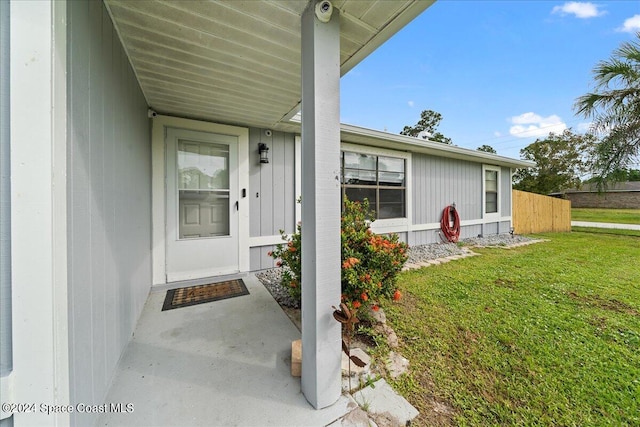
300,0,342,409
9,1,70,425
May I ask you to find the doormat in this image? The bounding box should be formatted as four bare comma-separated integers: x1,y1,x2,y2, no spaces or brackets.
162,279,249,311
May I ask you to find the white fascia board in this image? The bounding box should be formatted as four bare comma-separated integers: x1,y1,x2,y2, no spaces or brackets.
340,123,535,169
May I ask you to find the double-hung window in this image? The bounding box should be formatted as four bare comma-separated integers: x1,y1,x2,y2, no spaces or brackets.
341,151,406,219
483,165,500,217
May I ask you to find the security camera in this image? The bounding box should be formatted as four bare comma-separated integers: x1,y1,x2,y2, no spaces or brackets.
147,109,158,118
265,129,272,137
315,0,333,23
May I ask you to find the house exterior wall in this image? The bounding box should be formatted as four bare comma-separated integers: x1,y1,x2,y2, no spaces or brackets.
247,136,515,268
412,154,482,224
247,127,297,271
410,154,512,245
67,2,151,425
501,167,512,216
562,191,640,209
248,128,297,237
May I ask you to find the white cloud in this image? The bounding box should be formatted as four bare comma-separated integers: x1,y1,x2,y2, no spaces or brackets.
617,14,640,33
511,112,543,125
408,100,415,108
494,131,503,137
509,112,567,138
576,122,593,133
552,2,605,19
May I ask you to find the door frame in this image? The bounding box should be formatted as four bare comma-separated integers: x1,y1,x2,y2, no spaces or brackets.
151,115,249,285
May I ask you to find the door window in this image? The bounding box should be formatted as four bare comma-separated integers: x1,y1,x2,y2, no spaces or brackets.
177,140,230,239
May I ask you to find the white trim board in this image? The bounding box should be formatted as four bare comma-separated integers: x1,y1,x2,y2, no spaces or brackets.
483,164,502,221
249,235,288,248
409,217,512,232
9,1,70,424
248,217,513,249
369,216,514,235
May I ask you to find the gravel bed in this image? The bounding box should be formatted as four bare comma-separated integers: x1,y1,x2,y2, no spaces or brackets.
255,268,300,308
257,233,535,308
462,233,534,247
407,233,534,264
406,242,462,264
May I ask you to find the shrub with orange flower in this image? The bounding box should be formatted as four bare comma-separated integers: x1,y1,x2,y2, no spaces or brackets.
268,197,408,315
340,198,407,315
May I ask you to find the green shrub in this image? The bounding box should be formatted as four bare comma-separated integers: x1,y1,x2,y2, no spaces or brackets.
268,221,302,303
269,198,408,316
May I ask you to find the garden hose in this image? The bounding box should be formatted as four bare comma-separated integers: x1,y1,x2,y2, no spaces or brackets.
440,205,461,243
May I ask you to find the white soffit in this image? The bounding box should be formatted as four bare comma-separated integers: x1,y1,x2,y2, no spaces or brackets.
104,0,435,131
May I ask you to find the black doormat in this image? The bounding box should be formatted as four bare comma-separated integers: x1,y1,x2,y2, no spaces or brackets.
162,279,249,311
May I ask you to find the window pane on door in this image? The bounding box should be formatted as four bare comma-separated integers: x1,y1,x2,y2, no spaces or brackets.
179,191,229,238
178,140,230,239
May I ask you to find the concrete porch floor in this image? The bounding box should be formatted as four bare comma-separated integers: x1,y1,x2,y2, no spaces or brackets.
97,274,353,427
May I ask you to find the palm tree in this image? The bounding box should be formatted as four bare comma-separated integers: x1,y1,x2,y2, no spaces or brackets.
575,32,640,184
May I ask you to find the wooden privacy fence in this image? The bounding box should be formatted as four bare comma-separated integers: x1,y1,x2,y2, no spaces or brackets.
512,190,571,234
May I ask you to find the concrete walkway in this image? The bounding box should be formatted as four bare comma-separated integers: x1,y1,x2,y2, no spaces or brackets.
97,274,418,426
572,221,640,231
97,274,354,427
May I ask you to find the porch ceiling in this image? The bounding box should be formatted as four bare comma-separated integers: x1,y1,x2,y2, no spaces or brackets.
104,0,434,132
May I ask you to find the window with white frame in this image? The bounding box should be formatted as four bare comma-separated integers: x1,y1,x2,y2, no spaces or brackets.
341,151,406,219
483,165,500,216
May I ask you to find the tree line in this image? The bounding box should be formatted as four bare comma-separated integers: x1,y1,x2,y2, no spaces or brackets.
400,33,639,195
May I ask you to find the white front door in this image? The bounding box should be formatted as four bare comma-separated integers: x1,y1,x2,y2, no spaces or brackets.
165,128,239,281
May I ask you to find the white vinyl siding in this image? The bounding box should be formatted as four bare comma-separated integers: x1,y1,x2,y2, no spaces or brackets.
68,2,151,425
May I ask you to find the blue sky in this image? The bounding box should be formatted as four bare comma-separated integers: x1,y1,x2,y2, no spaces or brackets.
341,1,640,161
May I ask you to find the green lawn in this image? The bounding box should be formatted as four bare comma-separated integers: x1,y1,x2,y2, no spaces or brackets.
572,208,640,225
387,231,640,426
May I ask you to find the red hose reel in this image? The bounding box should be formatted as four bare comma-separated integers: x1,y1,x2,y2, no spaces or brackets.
440,205,461,243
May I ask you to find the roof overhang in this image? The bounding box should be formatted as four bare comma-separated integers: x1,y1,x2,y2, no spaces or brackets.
104,0,435,132
340,123,536,169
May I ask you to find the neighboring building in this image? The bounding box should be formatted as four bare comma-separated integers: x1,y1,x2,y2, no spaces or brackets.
550,182,640,209
1,1,532,426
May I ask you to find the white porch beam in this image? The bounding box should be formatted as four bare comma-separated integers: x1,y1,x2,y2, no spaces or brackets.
300,0,342,409
9,1,70,425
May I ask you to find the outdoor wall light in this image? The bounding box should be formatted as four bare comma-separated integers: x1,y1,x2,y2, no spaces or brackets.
259,143,269,164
